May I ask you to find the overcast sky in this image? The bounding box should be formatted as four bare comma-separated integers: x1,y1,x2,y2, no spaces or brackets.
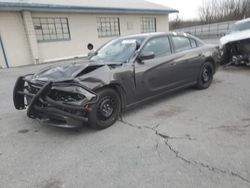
147,0,203,20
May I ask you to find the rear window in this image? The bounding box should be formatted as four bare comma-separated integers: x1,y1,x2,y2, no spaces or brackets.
172,36,192,52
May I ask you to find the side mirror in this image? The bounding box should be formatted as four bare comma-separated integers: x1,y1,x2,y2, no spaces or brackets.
88,51,97,57
138,51,155,63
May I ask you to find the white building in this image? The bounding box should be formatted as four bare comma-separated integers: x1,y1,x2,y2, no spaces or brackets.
0,0,178,68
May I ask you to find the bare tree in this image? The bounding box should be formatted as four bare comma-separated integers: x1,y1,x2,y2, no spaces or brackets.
169,15,182,30
199,0,250,24
170,0,250,30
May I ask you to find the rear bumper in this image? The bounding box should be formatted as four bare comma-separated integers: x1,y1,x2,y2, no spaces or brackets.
13,76,98,128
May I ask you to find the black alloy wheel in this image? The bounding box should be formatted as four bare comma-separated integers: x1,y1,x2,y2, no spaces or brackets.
88,88,121,129
202,63,213,84
195,62,214,89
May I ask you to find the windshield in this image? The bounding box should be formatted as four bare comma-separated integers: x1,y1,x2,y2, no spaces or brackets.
90,37,144,63
229,21,250,34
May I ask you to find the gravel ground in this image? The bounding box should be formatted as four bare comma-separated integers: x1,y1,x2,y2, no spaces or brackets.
0,62,250,188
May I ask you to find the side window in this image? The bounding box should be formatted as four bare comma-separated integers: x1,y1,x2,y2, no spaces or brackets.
190,38,197,48
141,36,171,58
172,36,192,52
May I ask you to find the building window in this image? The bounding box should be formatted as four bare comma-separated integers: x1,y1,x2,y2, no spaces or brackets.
97,17,120,38
33,17,71,42
141,17,156,33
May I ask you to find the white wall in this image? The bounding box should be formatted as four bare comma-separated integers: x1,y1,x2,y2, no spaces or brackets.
156,15,169,32
0,12,33,67
0,11,169,67
32,12,169,63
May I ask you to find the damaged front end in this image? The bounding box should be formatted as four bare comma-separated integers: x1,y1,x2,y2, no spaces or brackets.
13,75,98,128
221,39,250,66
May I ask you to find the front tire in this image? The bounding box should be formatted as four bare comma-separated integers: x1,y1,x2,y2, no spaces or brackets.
88,88,121,129
195,62,214,89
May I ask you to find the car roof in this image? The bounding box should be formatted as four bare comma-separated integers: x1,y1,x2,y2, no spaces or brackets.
118,32,204,44
119,32,165,39
119,32,196,39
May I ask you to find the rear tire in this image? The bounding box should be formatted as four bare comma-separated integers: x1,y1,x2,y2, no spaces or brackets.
88,88,121,129
195,62,214,89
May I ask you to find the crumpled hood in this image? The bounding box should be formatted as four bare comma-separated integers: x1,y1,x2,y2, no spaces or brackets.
32,60,110,82
220,29,250,46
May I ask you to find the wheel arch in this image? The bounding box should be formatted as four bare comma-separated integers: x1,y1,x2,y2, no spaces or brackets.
95,83,127,112
204,57,216,74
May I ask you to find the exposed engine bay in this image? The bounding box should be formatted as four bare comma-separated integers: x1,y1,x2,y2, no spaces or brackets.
220,18,250,66
221,38,250,66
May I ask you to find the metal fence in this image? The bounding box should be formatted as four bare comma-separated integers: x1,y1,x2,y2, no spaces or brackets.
173,20,238,38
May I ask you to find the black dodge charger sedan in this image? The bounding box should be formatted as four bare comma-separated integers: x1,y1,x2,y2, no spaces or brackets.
13,32,220,129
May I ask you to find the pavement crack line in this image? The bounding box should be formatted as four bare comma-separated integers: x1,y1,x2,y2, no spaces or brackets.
119,119,142,129
120,119,250,184
164,138,250,183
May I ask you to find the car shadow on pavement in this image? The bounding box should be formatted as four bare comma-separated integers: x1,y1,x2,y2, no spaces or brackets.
26,87,195,135
122,87,195,118
221,65,250,73
26,119,96,137
20,78,223,135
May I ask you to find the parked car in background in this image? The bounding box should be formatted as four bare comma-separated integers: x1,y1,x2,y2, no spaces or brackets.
220,18,250,66
13,32,220,129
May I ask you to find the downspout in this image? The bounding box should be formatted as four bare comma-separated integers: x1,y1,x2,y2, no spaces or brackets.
0,34,9,68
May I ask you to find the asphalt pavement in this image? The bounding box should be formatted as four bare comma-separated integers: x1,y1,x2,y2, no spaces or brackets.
0,63,249,188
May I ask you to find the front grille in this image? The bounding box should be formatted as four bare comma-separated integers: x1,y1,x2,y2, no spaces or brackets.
49,89,85,102
26,81,85,103
27,82,44,94
29,85,40,94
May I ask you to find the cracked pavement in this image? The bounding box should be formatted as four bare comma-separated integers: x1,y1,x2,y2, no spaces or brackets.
0,63,250,188
120,119,250,184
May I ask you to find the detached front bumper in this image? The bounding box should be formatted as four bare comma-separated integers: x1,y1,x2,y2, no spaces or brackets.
13,76,98,128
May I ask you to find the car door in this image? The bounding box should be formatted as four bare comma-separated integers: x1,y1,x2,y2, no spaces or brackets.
169,35,205,84
133,36,185,101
